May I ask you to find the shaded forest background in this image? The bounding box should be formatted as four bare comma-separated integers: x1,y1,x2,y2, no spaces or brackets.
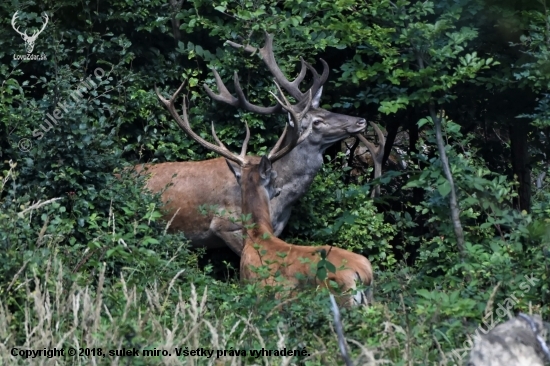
0,0,549,364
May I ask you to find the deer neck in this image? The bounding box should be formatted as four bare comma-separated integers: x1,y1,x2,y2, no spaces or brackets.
241,177,275,241
269,141,324,233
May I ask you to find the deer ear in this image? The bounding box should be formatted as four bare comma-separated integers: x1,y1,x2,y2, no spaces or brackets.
225,159,242,183
259,156,272,180
312,86,323,109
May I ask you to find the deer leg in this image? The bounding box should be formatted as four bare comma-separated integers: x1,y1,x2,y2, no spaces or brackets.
208,213,244,255
213,229,245,256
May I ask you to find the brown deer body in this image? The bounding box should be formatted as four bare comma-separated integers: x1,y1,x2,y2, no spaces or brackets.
138,32,366,255
229,156,374,306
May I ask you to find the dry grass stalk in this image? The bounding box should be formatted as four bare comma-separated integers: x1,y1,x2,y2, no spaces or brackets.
1,259,328,365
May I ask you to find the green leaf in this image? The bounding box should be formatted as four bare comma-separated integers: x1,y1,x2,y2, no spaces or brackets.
416,289,433,300
317,267,327,281
437,181,451,197
418,118,431,128
325,260,336,274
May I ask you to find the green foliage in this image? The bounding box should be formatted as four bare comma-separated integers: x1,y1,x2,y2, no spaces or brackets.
301,0,497,109
397,117,549,320
1,0,550,364
287,154,397,268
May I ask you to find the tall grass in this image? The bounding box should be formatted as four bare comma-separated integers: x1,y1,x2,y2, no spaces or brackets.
0,255,390,365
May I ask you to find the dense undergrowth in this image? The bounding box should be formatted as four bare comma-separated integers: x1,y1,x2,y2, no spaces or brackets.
2,0,550,364
1,142,549,364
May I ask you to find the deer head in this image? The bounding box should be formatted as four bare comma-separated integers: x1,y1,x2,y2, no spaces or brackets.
11,11,48,54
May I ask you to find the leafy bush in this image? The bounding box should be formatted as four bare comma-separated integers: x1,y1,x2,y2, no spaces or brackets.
286,153,397,268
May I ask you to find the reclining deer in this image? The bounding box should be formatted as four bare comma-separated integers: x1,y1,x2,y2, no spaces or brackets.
155,79,373,306
139,32,366,255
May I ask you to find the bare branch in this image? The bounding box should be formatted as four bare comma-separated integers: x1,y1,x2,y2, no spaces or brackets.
18,197,63,217
329,294,353,366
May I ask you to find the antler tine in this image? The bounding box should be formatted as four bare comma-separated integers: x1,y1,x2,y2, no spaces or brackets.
287,88,313,148
210,121,230,151
258,32,306,100
369,121,386,150
356,134,376,158
155,82,246,166
203,70,282,115
267,82,299,160
356,122,385,155
294,89,313,143
267,84,313,162
355,122,386,197
301,57,329,100
268,123,289,159
240,120,251,158
208,114,251,162
203,69,239,107
232,72,282,114
270,81,300,131
226,31,308,101
370,121,386,151
208,111,250,162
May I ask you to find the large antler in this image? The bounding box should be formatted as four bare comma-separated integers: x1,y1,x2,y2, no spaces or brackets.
204,31,328,114
156,79,312,166
227,31,328,101
356,123,386,197
155,82,250,166
11,11,25,38
34,13,49,38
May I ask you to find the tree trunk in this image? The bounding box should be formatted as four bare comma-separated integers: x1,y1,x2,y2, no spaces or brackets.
408,110,424,206
430,104,466,256
509,121,531,212
382,118,400,167
169,0,183,43
416,51,465,257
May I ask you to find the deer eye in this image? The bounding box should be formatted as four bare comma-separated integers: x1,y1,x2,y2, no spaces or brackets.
313,119,323,126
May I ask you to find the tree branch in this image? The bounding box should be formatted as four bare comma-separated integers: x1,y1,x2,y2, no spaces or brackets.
429,104,465,256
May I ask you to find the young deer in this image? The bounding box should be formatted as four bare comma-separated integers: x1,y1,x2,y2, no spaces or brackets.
227,154,374,307
157,80,373,306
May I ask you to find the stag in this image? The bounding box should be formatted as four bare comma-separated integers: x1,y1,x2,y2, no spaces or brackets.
11,11,48,54
140,32,366,255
